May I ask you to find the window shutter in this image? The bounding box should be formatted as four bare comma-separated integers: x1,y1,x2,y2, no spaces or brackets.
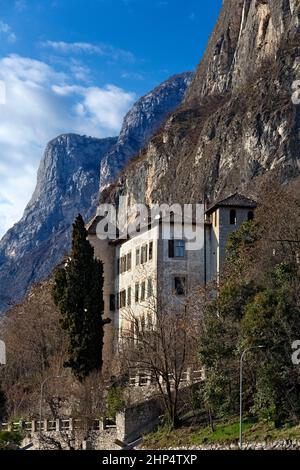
168,240,174,258
109,294,115,311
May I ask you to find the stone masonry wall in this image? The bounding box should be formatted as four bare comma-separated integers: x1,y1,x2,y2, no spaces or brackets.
117,398,163,445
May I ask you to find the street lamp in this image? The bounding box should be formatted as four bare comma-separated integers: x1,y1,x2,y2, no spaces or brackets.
239,346,265,450
39,375,62,449
0,340,6,365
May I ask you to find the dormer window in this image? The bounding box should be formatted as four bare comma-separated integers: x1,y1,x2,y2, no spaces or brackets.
230,209,237,225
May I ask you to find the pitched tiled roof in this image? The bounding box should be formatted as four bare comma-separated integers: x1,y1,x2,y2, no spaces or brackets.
206,193,257,215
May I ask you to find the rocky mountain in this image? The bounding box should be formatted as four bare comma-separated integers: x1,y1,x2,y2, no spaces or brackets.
102,0,300,209
0,134,116,313
99,72,193,191
0,73,192,313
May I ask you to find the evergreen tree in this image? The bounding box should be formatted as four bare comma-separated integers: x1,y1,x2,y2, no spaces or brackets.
53,214,109,381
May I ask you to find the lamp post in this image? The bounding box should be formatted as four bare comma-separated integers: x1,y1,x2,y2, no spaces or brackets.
239,346,264,450
39,375,62,449
0,340,6,365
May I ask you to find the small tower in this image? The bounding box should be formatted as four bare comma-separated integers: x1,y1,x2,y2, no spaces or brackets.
205,193,257,283
86,215,116,374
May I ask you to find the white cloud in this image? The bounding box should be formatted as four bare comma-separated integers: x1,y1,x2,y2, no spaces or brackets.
70,60,91,82
0,54,136,238
15,0,27,11
0,21,17,43
121,71,145,81
41,40,135,62
52,83,135,131
43,41,103,54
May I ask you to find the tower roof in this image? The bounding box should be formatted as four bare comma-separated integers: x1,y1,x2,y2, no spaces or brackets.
206,193,257,215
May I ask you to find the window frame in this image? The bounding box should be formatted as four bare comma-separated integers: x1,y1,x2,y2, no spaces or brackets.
109,294,116,312
141,244,148,264
127,286,131,307
136,248,140,266
169,239,186,258
149,241,153,261
147,278,153,298
247,210,254,221
127,252,132,271
140,281,146,301
174,276,186,296
230,209,237,225
119,290,126,309
135,283,139,303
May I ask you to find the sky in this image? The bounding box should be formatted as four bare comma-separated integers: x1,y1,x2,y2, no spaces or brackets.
0,0,222,239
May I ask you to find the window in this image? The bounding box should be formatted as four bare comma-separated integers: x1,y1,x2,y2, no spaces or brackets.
140,281,146,301
135,283,139,303
120,290,126,308
136,248,140,266
147,313,153,330
141,245,148,264
109,294,115,311
140,315,146,332
248,211,254,221
175,240,185,257
134,318,140,337
127,252,132,271
120,256,127,274
230,209,237,225
149,241,153,261
147,278,153,298
127,287,131,306
169,240,185,258
174,277,186,296
130,321,135,342
214,211,217,227
117,258,120,275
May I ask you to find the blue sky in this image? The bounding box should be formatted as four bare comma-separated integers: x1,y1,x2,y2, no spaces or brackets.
0,0,222,237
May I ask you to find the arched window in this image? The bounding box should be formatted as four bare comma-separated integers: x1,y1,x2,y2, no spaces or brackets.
230,209,237,225
248,210,254,221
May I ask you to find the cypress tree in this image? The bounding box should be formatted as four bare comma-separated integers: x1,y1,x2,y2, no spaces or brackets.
53,214,109,381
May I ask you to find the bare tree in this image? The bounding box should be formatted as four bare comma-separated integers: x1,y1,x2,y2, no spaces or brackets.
118,285,201,428
0,279,67,419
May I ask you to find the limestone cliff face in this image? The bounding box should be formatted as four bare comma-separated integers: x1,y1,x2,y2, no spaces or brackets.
0,134,116,313
103,0,300,209
99,72,193,191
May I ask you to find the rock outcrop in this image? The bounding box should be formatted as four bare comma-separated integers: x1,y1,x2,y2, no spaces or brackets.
102,0,300,210
99,72,193,191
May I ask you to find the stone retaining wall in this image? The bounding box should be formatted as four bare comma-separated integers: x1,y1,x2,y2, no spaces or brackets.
167,440,300,451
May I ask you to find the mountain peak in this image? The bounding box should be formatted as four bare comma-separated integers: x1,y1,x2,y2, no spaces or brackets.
99,72,193,191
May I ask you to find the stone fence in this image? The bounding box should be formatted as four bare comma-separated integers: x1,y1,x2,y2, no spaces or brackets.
129,369,204,387
0,418,115,434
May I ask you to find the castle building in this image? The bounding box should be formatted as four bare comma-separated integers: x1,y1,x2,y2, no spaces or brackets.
87,193,257,364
